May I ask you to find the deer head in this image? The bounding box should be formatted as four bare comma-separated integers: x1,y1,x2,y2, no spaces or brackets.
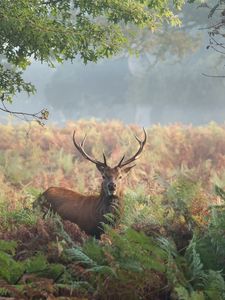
73,128,147,197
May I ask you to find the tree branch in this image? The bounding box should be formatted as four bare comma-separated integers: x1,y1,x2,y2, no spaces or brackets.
0,94,49,125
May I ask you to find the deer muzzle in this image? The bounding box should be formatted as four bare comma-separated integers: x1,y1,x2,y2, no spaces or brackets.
107,182,116,195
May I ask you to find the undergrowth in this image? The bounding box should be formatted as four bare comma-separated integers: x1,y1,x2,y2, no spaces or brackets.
0,121,225,299
0,181,224,299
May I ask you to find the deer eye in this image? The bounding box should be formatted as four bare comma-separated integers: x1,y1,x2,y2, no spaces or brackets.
102,175,106,179
119,175,122,179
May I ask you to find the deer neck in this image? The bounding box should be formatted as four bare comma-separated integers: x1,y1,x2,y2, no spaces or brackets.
96,184,124,217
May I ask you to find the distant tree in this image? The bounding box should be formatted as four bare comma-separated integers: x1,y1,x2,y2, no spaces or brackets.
0,0,183,121
204,0,225,77
188,0,225,76
45,3,211,124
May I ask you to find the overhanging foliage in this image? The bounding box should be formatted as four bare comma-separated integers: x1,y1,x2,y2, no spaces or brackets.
0,0,183,104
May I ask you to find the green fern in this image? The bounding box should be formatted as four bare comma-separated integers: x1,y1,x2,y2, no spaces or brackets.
82,238,106,265
0,287,9,296
123,188,163,228
0,240,17,255
203,270,225,300
64,247,97,267
0,251,25,284
214,185,225,202
85,266,117,277
200,206,225,271
158,237,189,288
185,237,206,288
56,281,93,295
175,286,205,300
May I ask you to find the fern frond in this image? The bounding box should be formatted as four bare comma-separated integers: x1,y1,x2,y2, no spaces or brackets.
185,237,206,288
203,270,225,300
214,185,225,202
64,247,97,267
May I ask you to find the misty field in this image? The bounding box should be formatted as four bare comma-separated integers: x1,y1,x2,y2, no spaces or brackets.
1,120,225,299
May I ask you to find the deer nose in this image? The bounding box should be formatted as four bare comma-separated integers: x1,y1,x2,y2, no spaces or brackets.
108,182,116,192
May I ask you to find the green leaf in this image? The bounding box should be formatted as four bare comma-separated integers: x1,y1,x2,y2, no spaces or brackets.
85,266,117,277
64,247,97,267
0,251,24,284
214,185,225,202
0,0,185,104
0,240,17,255
175,286,189,299
25,254,65,280
25,253,48,274
43,263,65,281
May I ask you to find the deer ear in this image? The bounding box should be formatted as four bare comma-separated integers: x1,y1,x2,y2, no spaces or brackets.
96,165,105,173
123,164,136,174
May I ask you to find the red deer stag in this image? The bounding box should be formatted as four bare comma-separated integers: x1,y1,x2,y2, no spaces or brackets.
35,128,147,238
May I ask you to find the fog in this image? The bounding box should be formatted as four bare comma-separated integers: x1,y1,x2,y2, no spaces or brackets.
1,4,225,126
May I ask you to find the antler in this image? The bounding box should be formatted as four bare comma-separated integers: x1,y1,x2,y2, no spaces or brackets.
117,128,147,168
73,130,107,167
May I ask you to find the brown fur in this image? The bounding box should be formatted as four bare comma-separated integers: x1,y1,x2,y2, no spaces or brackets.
35,170,125,238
